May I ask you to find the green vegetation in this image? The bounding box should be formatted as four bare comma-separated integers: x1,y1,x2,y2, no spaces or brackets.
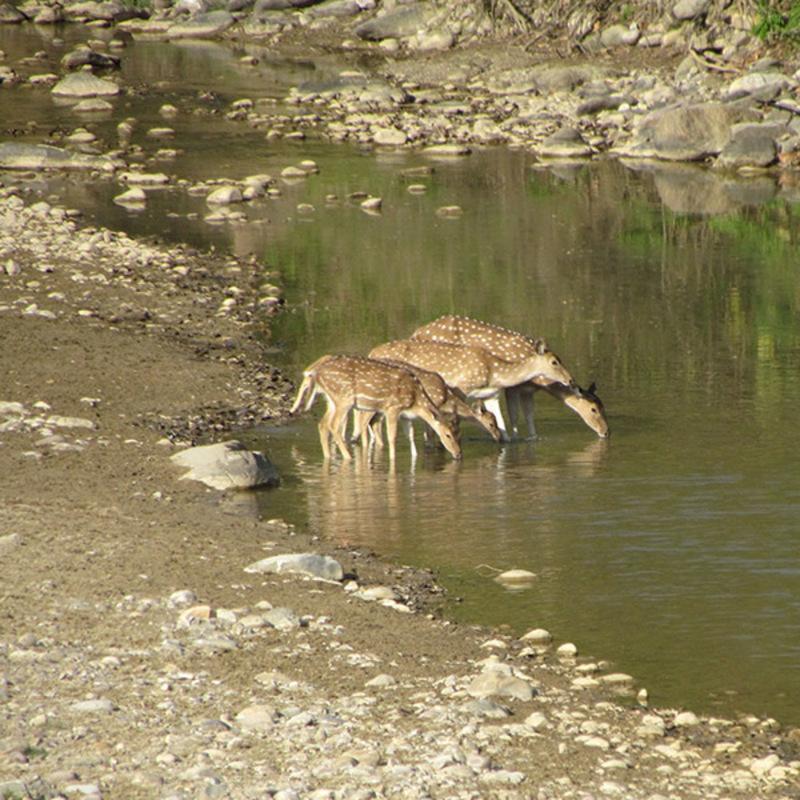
752,1,800,42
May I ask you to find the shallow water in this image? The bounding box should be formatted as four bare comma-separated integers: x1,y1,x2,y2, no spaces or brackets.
3,24,800,725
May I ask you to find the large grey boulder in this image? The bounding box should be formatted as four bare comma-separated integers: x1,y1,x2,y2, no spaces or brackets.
244,552,344,581
51,72,120,98
355,2,436,41
167,10,236,38
171,440,279,490
65,1,143,22
717,124,781,168
619,101,758,161
0,143,121,172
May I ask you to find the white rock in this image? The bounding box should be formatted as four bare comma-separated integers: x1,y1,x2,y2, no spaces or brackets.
113,187,146,206
365,673,396,688
557,642,578,657
373,127,407,146
0,533,22,555
750,753,780,776
46,415,94,429
244,552,344,582
235,704,277,732
495,569,536,585
168,589,198,608
70,698,115,714
206,186,243,205
519,628,552,644
466,671,535,702
673,711,700,727
524,711,549,730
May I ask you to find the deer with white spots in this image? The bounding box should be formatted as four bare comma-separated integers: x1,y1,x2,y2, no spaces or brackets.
290,354,461,463
352,359,502,449
368,331,575,442
410,315,606,439
506,381,609,439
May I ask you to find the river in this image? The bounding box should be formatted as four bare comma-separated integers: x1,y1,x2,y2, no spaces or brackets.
2,22,799,726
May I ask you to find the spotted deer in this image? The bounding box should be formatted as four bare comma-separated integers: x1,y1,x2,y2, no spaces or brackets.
506,381,609,439
290,354,461,462
368,335,575,441
410,315,603,438
352,359,502,449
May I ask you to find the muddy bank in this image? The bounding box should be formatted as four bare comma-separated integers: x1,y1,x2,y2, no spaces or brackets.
2,192,800,799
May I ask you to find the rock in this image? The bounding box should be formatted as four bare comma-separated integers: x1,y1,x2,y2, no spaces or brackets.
423,144,471,157
750,753,781,776
726,71,792,102
70,698,115,714
235,704,278,732
538,127,593,158
0,2,28,23
206,186,244,205
412,29,454,51
168,589,198,607
466,663,536,702
524,711,549,729
281,165,308,178
262,606,301,630
51,72,120,98
62,47,121,71
600,23,639,48
373,127,407,146
355,3,437,41
674,710,700,727
119,171,170,185
556,642,578,657
255,0,319,9
672,0,710,20
365,673,396,688
717,125,779,168
171,440,279,490
519,628,552,644
621,101,758,161
113,187,146,206
73,98,114,113
495,569,536,585
360,196,382,211
244,552,344,581
0,533,22,555
0,143,120,172
308,0,374,19
167,10,236,39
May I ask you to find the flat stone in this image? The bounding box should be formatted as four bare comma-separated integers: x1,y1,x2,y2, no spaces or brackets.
520,628,552,644
167,10,235,39
495,569,536,585
171,440,279,490
52,72,120,97
262,606,301,630
236,704,278,732
0,142,119,172
113,187,146,206
466,671,535,702
0,533,22,555
70,698,115,714
244,552,344,581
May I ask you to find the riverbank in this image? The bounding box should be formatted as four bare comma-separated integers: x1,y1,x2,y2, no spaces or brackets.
2,194,800,799
2,3,800,798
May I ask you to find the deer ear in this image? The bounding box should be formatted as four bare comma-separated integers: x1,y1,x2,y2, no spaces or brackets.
588,382,597,394
534,338,549,355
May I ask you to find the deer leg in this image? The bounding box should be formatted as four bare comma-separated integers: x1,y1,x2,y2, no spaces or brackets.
318,405,333,459
521,388,537,439
482,396,511,442
401,417,417,460
329,404,352,460
384,409,399,464
368,414,384,449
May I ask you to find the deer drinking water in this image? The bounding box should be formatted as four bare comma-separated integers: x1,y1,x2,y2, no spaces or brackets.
410,315,607,438
368,333,575,441
352,359,502,449
506,381,609,439
290,354,462,463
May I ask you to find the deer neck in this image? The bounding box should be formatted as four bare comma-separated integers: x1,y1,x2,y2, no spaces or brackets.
490,356,546,388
